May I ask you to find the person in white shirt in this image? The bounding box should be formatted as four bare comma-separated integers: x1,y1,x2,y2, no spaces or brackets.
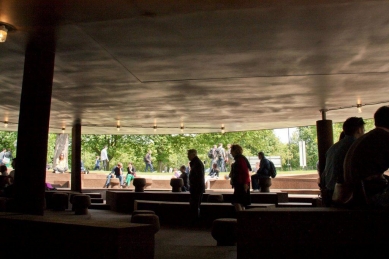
100,146,109,171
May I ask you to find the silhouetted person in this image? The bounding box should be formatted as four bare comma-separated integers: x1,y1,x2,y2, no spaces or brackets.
188,149,205,225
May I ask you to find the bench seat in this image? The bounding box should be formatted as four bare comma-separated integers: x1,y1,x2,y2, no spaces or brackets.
134,200,275,226
237,207,389,258
0,211,155,259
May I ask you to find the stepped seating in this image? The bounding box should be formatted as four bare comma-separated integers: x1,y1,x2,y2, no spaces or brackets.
134,200,275,226
0,211,155,259
45,191,110,211
237,207,389,258
107,191,288,213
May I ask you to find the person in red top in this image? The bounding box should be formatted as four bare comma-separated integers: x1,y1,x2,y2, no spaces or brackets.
229,144,252,211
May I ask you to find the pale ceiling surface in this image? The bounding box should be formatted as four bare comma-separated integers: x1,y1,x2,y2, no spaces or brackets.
0,0,388,135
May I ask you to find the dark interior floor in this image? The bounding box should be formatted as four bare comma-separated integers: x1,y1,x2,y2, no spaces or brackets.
44,209,237,259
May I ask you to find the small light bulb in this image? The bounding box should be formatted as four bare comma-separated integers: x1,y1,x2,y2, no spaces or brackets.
357,103,362,113
153,125,157,132
4,121,8,128
117,125,120,131
61,127,65,134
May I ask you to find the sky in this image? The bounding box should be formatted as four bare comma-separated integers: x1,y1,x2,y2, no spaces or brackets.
273,128,297,143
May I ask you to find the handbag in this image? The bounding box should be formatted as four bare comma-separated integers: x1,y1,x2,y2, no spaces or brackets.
2,157,10,164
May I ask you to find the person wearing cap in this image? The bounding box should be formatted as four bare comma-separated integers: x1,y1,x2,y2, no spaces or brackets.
320,117,365,206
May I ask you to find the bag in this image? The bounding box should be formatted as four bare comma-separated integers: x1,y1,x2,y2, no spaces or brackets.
208,149,215,159
215,148,222,158
269,160,277,178
2,157,10,164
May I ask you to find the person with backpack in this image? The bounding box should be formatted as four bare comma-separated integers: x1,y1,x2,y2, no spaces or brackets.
251,151,271,192
144,150,154,172
207,145,217,171
216,143,226,172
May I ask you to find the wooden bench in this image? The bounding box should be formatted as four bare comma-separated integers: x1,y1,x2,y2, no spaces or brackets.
237,207,389,258
134,200,275,226
0,211,155,258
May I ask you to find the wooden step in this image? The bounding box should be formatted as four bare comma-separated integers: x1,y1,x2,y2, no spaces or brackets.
89,204,111,210
91,198,104,203
83,193,102,199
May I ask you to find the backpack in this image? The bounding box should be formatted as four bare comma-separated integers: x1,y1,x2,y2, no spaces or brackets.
215,148,222,158
208,149,215,159
269,160,277,178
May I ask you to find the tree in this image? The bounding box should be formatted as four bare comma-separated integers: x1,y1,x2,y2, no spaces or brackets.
53,134,69,168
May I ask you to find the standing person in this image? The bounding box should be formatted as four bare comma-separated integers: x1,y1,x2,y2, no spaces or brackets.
207,145,217,171
100,146,109,171
342,106,389,208
3,148,13,167
225,143,233,172
188,149,205,225
251,152,270,192
144,150,154,172
230,144,251,211
0,148,6,164
216,143,226,172
93,156,100,170
320,117,365,206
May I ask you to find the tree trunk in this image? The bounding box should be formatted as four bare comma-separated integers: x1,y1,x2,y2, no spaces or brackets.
53,134,69,168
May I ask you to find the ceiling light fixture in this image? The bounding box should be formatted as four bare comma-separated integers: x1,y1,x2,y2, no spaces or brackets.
221,124,225,134
61,127,65,134
0,23,15,43
153,125,157,132
180,123,184,133
0,25,8,43
117,120,121,131
4,121,8,128
356,103,363,113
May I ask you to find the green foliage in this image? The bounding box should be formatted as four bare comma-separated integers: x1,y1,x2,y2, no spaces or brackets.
0,131,17,154
77,130,285,172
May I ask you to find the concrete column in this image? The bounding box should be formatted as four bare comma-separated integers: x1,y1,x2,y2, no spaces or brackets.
71,121,82,192
316,120,334,177
14,30,56,215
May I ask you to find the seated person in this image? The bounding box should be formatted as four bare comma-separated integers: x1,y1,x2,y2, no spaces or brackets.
343,106,389,208
53,153,68,174
178,165,189,192
81,160,89,174
124,162,136,187
105,163,123,187
0,165,10,195
173,168,180,178
205,163,220,189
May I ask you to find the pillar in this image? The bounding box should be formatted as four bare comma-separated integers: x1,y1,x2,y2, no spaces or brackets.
316,118,334,178
14,29,56,215
71,121,82,192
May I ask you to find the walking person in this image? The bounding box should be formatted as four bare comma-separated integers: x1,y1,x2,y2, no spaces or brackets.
100,146,109,171
144,150,154,172
229,144,251,211
251,152,270,192
93,156,100,170
188,149,205,225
